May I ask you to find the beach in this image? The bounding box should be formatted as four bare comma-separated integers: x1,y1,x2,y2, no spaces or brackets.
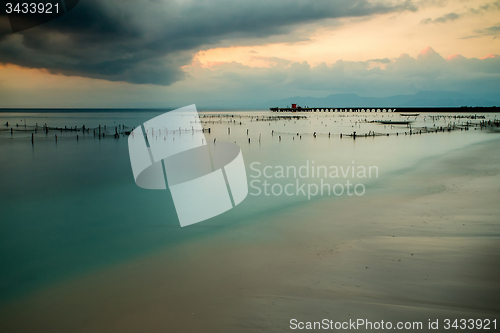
0,112,498,332
2,0,499,329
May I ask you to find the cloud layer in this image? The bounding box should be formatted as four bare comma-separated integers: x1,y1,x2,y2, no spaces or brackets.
171,47,500,107
0,47,498,107
0,0,417,85
421,1,500,25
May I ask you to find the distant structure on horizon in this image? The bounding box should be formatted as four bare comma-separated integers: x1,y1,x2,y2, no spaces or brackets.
270,105,498,113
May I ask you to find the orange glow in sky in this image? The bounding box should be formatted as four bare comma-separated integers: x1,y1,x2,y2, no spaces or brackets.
193,0,500,69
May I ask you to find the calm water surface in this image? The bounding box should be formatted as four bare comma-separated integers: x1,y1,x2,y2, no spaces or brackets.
0,109,498,302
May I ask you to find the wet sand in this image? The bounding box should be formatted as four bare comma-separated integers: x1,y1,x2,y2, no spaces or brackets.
1,138,499,332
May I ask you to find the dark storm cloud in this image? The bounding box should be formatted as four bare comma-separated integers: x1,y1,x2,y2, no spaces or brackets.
0,0,418,85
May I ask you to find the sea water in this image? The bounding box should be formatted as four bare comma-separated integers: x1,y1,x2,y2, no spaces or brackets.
0,109,498,303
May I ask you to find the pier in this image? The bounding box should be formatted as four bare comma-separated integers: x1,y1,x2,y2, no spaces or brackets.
270,106,498,113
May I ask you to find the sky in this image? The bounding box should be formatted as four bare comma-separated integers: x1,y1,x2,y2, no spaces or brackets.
0,0,499,108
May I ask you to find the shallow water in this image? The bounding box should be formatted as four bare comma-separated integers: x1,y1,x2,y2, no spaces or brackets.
0,109,498,302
